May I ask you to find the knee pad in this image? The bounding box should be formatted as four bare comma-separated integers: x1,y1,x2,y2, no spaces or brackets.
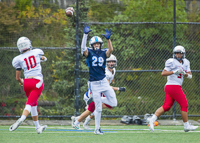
180,103,188,112
31,106,38,116
162,105,172,112
24,104,32,113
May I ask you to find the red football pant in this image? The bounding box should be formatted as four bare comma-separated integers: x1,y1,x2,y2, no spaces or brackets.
162,85,188,112
23,79,44,107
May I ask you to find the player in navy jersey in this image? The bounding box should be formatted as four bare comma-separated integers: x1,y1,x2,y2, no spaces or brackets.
81,23,117,135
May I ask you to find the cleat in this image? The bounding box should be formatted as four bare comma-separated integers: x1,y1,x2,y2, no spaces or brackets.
147,118,154,132
9,119,23,131
71,116,76,127
72,122,81,130
36,125,47,134
87,97,93,105
94,128,104,135
184,124,198,132
83,123,91,130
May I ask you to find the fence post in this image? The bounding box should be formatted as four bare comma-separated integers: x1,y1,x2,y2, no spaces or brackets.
172,0,176,121
75,0,80,116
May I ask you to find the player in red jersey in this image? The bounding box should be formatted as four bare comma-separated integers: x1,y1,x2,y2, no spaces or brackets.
9,37,47,134
147,45,198,132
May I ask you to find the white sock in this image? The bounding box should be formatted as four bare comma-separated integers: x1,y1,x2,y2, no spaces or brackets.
74,120,80,126
20,115,26,122
33,120,40,129
84,116,92,125
75,116,80,121
184,121,189,127
151,114,158,122
95,111,101,130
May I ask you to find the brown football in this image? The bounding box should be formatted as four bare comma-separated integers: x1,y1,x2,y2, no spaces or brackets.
65,7,75,17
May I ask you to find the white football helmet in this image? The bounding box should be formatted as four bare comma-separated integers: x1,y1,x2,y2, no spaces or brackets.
173,45,186,61
17,37,32,53
89,36,103,50
106,54,117,69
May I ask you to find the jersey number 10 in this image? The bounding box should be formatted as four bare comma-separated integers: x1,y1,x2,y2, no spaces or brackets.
24,56,37,70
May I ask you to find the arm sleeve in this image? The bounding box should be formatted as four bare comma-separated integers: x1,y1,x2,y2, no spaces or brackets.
164,59,173,71
12,57,21,69
81,34,88,55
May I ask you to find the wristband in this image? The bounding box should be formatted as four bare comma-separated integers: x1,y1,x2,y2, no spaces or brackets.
187,74,192,79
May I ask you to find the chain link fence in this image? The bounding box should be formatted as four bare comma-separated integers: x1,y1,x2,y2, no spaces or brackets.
79,22,200,118
1,21,200,119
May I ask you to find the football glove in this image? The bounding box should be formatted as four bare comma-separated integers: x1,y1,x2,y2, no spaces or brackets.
119,87,126,92
84,23,92,34
173,68,183,75
102,28,113,40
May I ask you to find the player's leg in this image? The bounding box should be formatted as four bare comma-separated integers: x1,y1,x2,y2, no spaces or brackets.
147,85,174,132
28,81,47,134
9,79,33,131
72,102,94,130
82,102,95,130
101,81,117,107
171,85,198,132
90,82,104,135
31,105,47,134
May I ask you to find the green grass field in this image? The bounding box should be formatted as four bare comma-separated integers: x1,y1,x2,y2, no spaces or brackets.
0,125,199,143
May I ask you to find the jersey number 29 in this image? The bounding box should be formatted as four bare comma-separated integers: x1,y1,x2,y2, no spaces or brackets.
24,56,37,70
92,56,104,66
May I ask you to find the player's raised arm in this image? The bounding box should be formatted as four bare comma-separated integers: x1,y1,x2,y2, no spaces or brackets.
81,23,92,57
102,28,113,58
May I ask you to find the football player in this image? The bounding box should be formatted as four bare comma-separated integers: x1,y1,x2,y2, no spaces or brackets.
147,45,198,132
71,54,126,130
80,23,117,135
9,37,47,134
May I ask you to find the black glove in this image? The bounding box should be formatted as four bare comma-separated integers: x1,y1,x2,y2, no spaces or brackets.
119,87,126,92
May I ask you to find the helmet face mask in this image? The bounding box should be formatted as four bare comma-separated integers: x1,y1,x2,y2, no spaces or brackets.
92,43,101,50
89,36,103,50
106,54,117,69
173,45,186,61
17,37,32,53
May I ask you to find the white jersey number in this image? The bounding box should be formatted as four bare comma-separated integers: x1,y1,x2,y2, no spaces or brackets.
92,56,104,67
24,55,37,70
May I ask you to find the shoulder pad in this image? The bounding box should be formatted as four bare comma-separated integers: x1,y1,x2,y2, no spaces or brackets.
33,49,44,55
165,58,174,67
101,48,108,51
12,55,21,69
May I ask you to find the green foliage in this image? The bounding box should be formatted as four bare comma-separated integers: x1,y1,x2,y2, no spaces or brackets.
0,2,22,46
117,0,187,22
87,0,125,22
15,0,32,11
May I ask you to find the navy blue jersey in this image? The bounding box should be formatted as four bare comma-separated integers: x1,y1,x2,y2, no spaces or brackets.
86,48,107,81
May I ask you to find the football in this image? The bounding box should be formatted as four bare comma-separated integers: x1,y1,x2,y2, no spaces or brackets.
65,7,75,17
